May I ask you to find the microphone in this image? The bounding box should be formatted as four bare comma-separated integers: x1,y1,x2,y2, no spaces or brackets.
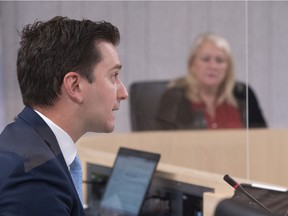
223,174,274,215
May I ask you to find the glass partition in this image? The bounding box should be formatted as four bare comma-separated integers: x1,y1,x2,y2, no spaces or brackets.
1,1,287,186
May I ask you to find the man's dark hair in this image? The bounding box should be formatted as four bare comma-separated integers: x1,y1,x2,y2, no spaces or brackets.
17,16,120,107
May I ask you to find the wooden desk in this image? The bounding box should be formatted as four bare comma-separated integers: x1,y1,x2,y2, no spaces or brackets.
76,129,288,216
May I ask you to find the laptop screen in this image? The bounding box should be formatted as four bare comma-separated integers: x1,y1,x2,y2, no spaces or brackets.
100,147,161,216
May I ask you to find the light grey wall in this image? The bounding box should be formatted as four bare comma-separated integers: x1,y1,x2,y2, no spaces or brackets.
0,1,287,132
248,1,288,128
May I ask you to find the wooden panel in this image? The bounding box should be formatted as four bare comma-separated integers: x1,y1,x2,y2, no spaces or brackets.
77,128,288,186
77,129,248,178
249,129,288,187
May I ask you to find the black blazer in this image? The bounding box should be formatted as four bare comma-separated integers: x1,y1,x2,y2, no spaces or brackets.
0,107,85,216
155,82,267,130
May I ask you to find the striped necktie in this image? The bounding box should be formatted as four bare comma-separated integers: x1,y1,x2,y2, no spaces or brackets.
70,154,83,204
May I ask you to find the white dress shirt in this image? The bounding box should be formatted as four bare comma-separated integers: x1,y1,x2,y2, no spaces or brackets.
34,110,76,168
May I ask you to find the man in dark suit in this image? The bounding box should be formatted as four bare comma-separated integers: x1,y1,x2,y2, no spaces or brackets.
0,16,128,215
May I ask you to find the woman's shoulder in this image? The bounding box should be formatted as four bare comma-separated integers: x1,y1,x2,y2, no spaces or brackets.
162,85,186,100
164,77,187,94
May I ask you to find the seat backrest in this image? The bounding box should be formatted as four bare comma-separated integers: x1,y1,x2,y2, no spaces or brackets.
129,80,168,131
129,80,266,131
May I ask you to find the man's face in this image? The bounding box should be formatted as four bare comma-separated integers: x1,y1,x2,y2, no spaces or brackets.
81,41,128,133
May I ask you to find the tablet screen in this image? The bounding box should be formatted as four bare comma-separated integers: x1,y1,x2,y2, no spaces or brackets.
100,147,160,216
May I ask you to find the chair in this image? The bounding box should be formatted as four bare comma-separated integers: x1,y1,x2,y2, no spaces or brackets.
129,80,168,131
129,80,266,131
233,82,267,128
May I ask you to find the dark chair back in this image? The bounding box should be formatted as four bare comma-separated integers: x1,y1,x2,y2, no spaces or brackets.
129,80,266,131
129,80,168,131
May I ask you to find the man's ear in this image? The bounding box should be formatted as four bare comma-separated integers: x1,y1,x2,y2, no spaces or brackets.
62,72,84,103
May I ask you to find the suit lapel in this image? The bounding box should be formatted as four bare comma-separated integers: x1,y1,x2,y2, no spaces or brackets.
18,107,69,174
17,107,84,212
18,107,61,154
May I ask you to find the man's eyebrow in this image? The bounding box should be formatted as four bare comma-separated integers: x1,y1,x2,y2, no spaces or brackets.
110,64,122,71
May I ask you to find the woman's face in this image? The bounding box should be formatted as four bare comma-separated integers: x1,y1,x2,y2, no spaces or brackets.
190,41,228,89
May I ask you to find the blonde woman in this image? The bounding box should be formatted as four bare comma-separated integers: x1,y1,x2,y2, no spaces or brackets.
155,33,266,130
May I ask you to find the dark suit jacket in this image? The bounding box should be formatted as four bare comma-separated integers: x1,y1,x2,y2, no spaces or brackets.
155,82,267,130
0,106,85,216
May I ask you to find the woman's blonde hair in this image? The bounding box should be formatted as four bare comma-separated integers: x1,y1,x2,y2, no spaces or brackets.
170,33,237,106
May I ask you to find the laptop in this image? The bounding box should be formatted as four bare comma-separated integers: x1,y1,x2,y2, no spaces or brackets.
99,147,161,216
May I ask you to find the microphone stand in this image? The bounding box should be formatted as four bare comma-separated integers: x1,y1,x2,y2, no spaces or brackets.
223,174,274,215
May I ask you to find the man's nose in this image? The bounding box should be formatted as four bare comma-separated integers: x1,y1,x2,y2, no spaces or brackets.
118,81,129,100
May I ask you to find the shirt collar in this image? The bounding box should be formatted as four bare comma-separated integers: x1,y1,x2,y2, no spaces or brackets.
34,110,76,167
